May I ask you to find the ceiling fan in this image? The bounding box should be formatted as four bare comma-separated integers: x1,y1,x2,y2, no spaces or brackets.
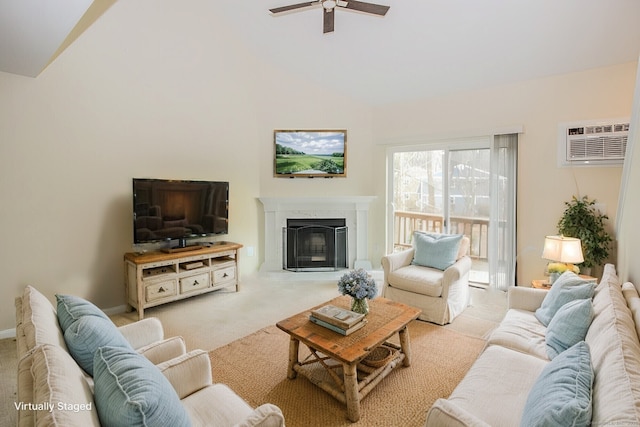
269,0,390,34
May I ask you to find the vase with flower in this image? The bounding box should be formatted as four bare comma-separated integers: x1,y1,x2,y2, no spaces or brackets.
337,268,377,315
546,261,580,284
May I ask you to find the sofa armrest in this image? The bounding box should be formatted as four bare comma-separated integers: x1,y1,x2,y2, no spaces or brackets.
157,349,212,399
381,249,415,280
507,286,548,311
426,398,492,427
118,317,164,350
234,404,285,427
443,256,472,285
137,336,186,365
441,256,472,297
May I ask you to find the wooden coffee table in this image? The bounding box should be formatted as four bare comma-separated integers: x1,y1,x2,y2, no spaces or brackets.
276,296,421,422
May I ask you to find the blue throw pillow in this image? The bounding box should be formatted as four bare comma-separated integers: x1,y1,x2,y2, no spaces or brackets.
56,294,110,332
64,316,133,376
94,346,191,427
535,272,595,326
546,298,594,359
521,341,593,427
411,232,463,271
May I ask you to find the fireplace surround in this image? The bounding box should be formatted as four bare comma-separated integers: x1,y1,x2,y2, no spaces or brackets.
258,196,376,273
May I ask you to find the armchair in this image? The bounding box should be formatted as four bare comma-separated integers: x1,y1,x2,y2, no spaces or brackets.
381,233,472,325
158,349,285,427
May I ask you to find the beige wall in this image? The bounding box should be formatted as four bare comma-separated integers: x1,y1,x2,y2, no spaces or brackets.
0,1,375,332
371,62,637,285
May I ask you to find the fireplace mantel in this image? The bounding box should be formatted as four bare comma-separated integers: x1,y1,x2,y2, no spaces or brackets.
258,196,376,272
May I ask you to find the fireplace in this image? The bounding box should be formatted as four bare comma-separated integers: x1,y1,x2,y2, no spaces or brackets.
283,218,348,272
258,196,376,273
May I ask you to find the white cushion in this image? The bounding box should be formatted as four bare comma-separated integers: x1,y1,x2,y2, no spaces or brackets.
585,265,640,426
486,309,548,360
30,344,100,427
622,282,640,342
181,383,255,426
388,265,443,297
181,385,284,427
445,345,547,426
21,286,68,352
117,317,165,350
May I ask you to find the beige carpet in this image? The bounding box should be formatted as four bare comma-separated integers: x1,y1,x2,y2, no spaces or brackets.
209,320,486,427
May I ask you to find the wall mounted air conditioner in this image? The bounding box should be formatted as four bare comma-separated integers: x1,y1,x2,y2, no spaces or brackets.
558,118,629,167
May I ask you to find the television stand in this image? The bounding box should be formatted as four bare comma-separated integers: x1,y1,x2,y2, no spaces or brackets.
124,242,242,319
161,245,204,254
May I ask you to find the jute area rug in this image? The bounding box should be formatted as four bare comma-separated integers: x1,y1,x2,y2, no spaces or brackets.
209,320,485,427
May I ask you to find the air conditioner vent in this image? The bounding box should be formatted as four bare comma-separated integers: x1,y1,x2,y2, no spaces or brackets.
558,118,629,167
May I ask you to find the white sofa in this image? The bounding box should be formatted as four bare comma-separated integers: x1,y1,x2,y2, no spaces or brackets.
15,285,285,427
381,235,471,325
425,264,640,426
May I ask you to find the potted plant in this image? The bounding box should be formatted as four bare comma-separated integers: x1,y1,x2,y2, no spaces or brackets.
556,195,612,273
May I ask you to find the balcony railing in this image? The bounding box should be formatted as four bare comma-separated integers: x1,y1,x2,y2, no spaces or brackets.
394,210,489,260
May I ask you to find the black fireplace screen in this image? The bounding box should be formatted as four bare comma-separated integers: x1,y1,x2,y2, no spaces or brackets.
283,218,348,271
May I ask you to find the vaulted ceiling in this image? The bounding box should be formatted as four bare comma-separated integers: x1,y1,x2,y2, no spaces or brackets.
2,0,639,105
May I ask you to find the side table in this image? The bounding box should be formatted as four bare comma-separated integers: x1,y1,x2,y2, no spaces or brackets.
531,279,552,290
531,274,597,290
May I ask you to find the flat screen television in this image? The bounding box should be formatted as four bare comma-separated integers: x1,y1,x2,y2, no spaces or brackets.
132,178,229,247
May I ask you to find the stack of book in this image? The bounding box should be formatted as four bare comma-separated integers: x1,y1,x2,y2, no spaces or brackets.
309,304,367,335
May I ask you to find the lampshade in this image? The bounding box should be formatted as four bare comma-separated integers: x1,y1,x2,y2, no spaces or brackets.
542,235,584,264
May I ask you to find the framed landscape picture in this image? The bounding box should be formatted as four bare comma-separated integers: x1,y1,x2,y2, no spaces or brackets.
274,130,347,178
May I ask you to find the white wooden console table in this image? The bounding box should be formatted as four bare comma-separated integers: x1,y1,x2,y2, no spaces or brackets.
124,241,242,319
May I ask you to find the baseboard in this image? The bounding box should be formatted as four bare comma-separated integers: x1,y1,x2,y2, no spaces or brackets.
258,269,383,282
103,304,128,316
0,328,16,339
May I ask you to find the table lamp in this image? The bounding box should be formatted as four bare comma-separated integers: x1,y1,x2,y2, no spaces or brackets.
542,235,584,284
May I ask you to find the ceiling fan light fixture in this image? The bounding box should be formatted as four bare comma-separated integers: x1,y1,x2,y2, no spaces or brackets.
270,0,389,33
323,0,337,10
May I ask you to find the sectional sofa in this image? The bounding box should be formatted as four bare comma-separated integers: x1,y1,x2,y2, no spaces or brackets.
14,285,285,426
425,264,640,426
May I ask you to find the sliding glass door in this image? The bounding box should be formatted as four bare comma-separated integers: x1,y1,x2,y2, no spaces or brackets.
388,135,517,289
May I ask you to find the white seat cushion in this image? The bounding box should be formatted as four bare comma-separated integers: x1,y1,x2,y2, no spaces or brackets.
388,265,443,297
182,386,284,427
443,345,548,426
486,309,549,360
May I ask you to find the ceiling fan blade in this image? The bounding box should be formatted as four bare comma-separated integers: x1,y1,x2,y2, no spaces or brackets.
342,0,390,16
269,1,320,16
323,9,335,33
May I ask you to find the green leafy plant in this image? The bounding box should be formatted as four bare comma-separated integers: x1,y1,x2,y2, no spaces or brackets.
557,196,612,269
